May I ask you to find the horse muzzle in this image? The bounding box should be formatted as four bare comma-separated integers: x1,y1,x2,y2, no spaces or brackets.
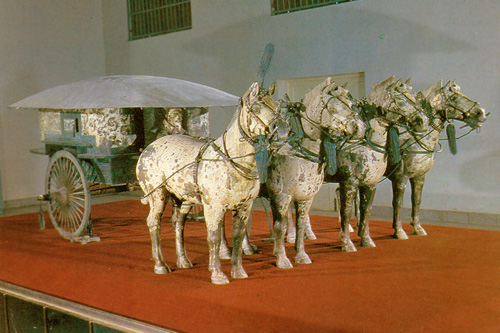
409,113,429,134
345,118,367,140
464,107,487,129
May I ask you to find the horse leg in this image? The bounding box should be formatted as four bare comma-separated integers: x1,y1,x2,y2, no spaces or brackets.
172,202,193,269
271,194,294,269
230,203,253,279
295,200,313,264
204,206,229,284
304,214,317,240
286,205,296,243
339,182,357,252
391,177,409,240
358,185,376,248
336,186,355,232
242,230,257,255
146,190,170,274
219,220,232,259
410,175,428,236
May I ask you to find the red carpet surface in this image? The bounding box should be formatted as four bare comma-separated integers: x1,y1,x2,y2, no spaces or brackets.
1,200,500,332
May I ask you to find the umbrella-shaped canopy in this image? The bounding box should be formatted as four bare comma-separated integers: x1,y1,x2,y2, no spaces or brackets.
10,75,240,110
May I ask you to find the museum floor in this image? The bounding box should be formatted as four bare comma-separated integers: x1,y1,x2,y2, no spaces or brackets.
1,199,500,332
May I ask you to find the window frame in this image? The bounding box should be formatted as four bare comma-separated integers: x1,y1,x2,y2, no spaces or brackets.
127,0,192,41
271,0,357,16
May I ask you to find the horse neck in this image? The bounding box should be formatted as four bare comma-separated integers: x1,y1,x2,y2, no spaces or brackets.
367,117,388,147
215,105,256,166
297,107,324,155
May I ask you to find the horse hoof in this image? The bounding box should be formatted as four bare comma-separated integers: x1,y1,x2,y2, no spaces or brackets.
394,229,409,240
341,242,357,252
295,254,312,264
413,226,427,236
305,231,317,240
231,266,248,279
177,257,193,269
211,272,230,285
276,256,294,269
219,248,232,260
243,243,257,255
361,237,376,248
154,265,171,274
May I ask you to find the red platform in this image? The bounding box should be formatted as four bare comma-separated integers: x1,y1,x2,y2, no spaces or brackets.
1,200,500,332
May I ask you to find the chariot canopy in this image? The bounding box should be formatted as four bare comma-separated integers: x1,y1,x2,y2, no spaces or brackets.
10,75,239,110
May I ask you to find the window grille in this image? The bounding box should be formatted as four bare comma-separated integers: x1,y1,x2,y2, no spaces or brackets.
271,0,356,16
127,0,192,41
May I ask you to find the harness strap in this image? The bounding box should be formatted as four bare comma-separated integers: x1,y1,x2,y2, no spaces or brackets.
193,139,216,191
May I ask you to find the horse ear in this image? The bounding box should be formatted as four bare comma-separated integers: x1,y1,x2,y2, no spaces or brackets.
249,82,260,99
405,78,411,85
267,82,277,95
323,81,338,95
317,77,332,91
341,82,348,89
382,75,396,87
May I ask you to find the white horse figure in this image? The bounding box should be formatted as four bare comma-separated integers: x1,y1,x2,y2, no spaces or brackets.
266,78,367,269
388,80,486,239
136,82,285,284
324,76,429,252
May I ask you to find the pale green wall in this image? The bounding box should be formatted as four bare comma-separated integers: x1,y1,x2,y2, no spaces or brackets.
0,1,106,201
102,0,500,214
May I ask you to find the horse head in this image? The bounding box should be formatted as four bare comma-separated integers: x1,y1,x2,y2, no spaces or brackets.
302,77,366,140
420,80,486,129
239,82,288,181
367,76,429,133
239,81,287,143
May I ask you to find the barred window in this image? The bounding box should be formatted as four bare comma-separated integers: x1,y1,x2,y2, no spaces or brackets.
127,0,192,41
271,0,357,16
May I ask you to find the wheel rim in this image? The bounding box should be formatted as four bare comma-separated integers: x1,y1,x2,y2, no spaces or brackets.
45,151,90,239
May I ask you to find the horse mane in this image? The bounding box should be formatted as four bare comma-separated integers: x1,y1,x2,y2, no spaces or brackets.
422,80,442,101
302,77,332,114
366,75,397,108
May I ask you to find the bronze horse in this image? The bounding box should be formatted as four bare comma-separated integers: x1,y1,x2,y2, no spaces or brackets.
266,78,367,269
324,76,429,252
136,82,286,284
388,80,487,239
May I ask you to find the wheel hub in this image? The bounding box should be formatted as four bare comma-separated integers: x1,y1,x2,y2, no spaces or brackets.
57,187,69,206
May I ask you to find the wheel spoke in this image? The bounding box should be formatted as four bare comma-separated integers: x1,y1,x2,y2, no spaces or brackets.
46,151,90,239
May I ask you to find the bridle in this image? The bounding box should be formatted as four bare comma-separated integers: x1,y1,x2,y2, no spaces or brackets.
383,88,421,129
301,92,358,138
238,93,282,144
440,88,483,128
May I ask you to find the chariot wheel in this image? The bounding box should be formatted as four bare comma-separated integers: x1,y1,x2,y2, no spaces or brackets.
45,150,90,239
